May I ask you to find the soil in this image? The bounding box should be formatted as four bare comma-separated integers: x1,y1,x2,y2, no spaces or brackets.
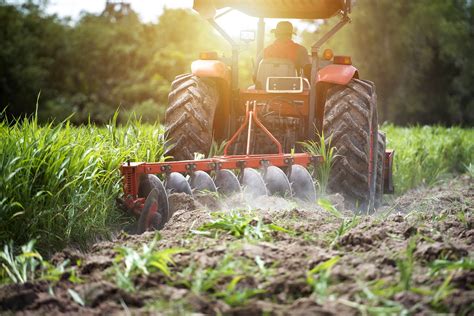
1,176,472,315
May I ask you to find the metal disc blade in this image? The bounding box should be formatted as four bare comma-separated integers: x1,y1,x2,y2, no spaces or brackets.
138,174,169,223
215,169,241,196
137,188,165,234
241,168,268,198
289,165,317,202
166,172,192,195
189,170,217,193
264,166,292,197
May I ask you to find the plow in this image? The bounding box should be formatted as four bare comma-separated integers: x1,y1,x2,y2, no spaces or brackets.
119,0,394,233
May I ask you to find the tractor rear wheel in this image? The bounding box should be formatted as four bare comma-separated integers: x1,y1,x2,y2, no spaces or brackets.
165,74,219,161
323,79,379,212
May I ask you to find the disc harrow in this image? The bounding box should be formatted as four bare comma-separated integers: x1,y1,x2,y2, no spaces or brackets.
120,102,322,233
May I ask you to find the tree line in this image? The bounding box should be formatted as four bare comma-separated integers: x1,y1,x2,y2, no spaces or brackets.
0,0,472,126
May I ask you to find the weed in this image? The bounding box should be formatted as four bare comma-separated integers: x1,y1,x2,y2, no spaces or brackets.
464,162,473,178
68,288,85,306
318,198,343,219
0,240,81,285
430,271,455,309
194,210,293,241
339,281,410,315
113,234,185,292
429,257,474,275
455,209,470,229
318,198,362,248
306,256,340,303
0,240,42,283
208,139,228,157
396,237,417,291
300,132,337,195
176,252,267,307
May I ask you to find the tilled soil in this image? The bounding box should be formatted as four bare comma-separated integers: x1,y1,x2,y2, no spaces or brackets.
1,176,473,315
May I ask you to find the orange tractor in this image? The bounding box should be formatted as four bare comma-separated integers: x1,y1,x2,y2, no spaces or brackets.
120,0,394,233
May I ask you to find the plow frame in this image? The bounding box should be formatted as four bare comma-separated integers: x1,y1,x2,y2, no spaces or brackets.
121,153,322,201
121,102,323,205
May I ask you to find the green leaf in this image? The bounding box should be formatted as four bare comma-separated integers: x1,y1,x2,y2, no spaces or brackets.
68,289,85,306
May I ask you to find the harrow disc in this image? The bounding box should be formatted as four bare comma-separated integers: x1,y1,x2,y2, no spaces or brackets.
165,172,192,195
189,170,217,193
289,165,317,202
215,169,241,196
138,174,169,232
264,166,292,197
137,188,164,234
241,167,268,198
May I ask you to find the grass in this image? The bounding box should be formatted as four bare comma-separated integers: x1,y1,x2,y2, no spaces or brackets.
384,124,473,193
0,113,167,253
0,113,472,255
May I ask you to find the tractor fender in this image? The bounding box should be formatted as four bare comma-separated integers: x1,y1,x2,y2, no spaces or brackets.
191,59,231,84
317,64,359,86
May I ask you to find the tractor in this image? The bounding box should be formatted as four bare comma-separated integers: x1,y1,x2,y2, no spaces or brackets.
120,0,394,233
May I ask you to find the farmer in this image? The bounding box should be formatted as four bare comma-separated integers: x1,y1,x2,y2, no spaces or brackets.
254,21,311,81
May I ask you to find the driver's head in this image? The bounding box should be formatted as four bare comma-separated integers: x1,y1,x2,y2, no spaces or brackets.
272,21,294,40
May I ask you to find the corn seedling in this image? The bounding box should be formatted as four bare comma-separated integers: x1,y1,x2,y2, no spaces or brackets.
113,234,185,292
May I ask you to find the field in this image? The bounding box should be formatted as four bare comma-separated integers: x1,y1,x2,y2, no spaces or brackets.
0,118,473,314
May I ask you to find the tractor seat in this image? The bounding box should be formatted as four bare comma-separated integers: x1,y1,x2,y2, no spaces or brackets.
256,58,297,90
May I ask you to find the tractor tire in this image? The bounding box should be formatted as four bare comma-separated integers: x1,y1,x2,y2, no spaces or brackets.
323,79,379,212
375,131,386,208
165,74,219,161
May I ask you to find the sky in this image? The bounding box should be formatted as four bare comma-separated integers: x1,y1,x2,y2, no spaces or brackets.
40,0,297,37
9,0,313,39
45,0,193,22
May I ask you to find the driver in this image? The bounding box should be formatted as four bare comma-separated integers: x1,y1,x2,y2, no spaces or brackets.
254,21,311,80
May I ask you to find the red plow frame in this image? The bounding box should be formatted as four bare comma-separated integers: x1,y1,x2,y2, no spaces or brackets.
120,101,322,216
